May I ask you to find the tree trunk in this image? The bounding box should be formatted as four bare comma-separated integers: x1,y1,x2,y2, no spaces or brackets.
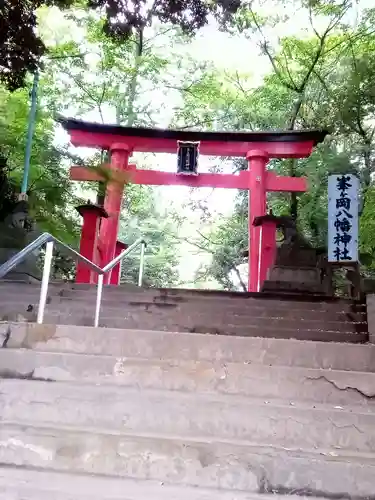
124,29,143,127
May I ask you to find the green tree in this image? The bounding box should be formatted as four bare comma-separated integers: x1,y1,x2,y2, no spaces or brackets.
173,1,375,287
44,16,174,126
1,0,242,91
194,202,248,291
42,14,184,286
0,0,76,90
0,84,80,243
118,184,179,287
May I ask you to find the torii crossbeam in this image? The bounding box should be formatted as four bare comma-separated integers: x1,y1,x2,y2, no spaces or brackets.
60,118,327,290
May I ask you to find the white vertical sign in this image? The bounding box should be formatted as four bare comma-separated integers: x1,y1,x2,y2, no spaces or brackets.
328,174,359,262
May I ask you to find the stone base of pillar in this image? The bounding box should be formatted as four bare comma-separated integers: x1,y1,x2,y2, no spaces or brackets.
262,265,326,294
260,215,331,296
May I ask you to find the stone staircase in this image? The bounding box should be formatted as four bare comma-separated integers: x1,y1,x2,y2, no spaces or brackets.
0,280,375,499
0,280,369,342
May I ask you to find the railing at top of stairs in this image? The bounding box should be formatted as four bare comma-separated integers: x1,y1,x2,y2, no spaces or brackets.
0,233,147,327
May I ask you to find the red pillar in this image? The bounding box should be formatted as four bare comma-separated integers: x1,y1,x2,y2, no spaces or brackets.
110,241,128,285
75,204,108,284
253,216,278,291
247,150,269,292
99,143,130,284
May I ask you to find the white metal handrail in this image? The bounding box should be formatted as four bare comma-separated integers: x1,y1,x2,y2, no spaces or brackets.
0,232,147,327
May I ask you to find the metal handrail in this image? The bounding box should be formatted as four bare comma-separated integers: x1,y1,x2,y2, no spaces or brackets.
0,233,103,278
93,238,146,327
0,232,147,327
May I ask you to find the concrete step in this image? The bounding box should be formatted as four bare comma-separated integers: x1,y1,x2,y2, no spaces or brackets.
2,313,368,344
0,422,375,497
2,296,366,324
58,289,367,312
0,281,366,312
1,349,375,407
58,282,365,305
0,466,324,500
61,302,369,324
0,306,368,343
35,302,370,332
0,298,368,343
3,323,375,371
1,296,367,325
2,379,375,453
0,283,367,342
4,311,365,343
0,296,367,332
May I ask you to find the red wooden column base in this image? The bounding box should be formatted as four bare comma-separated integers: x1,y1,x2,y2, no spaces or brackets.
75,204,108,284
110,240,128,285
253,215,278,291
247,150,269,292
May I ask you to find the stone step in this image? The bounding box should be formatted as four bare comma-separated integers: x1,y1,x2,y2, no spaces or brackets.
0,281,365,312
0,294,368,341
0,466,324,500
1,295,366,321
36,311,369,344
97,315,366,335
58,283,364,306
2,379,375,453
61,302,369,324
35,300,370,330
4,323,375,371
0,422,374,497
2,322,368,345
0,314,367,341
59,320,367,344
58,290,367,312
1,349,375,407
0,296,367,328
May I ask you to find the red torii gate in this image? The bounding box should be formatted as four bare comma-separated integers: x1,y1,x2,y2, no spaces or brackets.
60,118,327,291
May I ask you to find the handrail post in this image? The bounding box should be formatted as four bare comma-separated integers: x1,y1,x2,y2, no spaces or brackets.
138,242,146,287
37,240,54,324
94,274,104,327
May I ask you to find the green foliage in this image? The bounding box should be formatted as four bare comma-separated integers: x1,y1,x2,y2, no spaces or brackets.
0,0,76,90
1,0,242,91
86,0,242,40
118,184,179,287
44,16,172,126
5,0,375,292
359,188,375,272
172,66,236,130
196,206,248,291
42,14,184,287
0,157,18,222
0,84,80,244
0,9,183,286
175,2,375,288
